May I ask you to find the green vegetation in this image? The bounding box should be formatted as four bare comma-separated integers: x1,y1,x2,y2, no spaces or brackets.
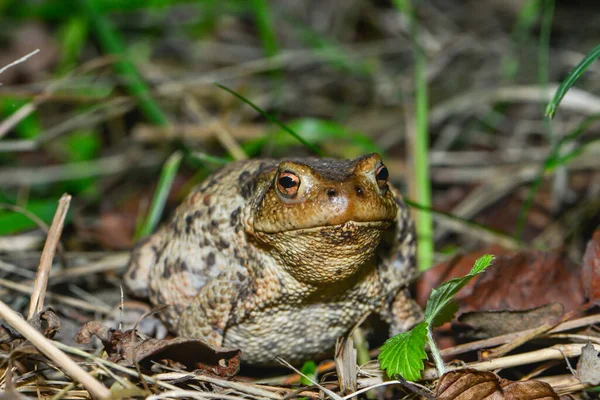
392,0,433,271
379,254,495,380
135,151,183,239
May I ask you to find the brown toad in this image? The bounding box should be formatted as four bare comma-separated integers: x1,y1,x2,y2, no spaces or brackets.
124,153,421,365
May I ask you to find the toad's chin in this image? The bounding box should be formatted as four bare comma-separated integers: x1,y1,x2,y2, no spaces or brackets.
256,220,394,284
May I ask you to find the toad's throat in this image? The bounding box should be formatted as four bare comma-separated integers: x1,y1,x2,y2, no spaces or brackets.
255,220,392,283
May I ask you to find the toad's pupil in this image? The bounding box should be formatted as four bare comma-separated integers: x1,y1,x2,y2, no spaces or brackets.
377,167,389,181
279,176,297,189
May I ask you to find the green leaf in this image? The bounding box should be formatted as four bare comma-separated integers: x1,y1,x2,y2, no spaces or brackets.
1,98,41,139
0,199,71,235
470,254,494,275
430,300,458,328
378,322,428,381
299,360,317,386
424,254,494,326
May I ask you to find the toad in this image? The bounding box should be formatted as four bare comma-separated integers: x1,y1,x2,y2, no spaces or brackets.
124,153,421,365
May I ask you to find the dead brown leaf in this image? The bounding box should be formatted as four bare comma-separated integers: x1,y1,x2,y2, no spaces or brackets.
76,321,241,377
457,303,564,339
0,307,60,344
582,228,600,303
436,369,559,399
27,307,60,338
419,249,584,314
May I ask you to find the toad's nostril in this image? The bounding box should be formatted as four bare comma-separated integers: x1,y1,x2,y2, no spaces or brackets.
327,188,337,198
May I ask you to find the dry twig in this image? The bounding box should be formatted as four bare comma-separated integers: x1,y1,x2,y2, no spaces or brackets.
0,300,111,399
28,194,71,319
0,49,40,77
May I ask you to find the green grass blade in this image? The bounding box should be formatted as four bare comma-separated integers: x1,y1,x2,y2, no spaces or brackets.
57,16,89,75
251,0,279,59
546,44,600,118
404,199,522,250
215,84,323,155
503,0,541,79
392,0,433,271
79,0,169,126
135,151,183,239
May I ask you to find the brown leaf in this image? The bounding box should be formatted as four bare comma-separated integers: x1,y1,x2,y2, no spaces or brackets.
0,307,60,344
28,307,61,338
457,303,564,339
436,369,559,399
0,324,22,344
436,369,500,399
419,249,584,315
464,251,583,313
76,322,241,377
416,246,508,308
576,342,600,385
75,321,112,344
582,228,600,303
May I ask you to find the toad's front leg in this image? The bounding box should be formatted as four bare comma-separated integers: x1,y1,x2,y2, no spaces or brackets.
380,288,423,336
177,273,241,347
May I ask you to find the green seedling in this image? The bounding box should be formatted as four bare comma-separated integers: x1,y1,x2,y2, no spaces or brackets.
379,254,494,381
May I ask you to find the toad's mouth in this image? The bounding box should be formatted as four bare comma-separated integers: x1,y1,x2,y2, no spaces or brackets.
258,219,394,235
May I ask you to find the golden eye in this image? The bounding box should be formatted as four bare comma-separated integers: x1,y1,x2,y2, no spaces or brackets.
376,165,389,189
277,171,300,197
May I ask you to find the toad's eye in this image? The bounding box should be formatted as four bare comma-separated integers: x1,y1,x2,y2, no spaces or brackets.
277,171,300,197
376,165,389,188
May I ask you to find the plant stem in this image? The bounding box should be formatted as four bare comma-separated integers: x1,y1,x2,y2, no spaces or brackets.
427,326,445,377
393,0,433,270
516,0,555,238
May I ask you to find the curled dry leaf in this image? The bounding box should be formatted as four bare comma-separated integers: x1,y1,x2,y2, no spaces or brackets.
582,227,600,303
0,307,60,344
576,342,600,385
28,307,61,338
436,369,559,399
76,321,241,378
